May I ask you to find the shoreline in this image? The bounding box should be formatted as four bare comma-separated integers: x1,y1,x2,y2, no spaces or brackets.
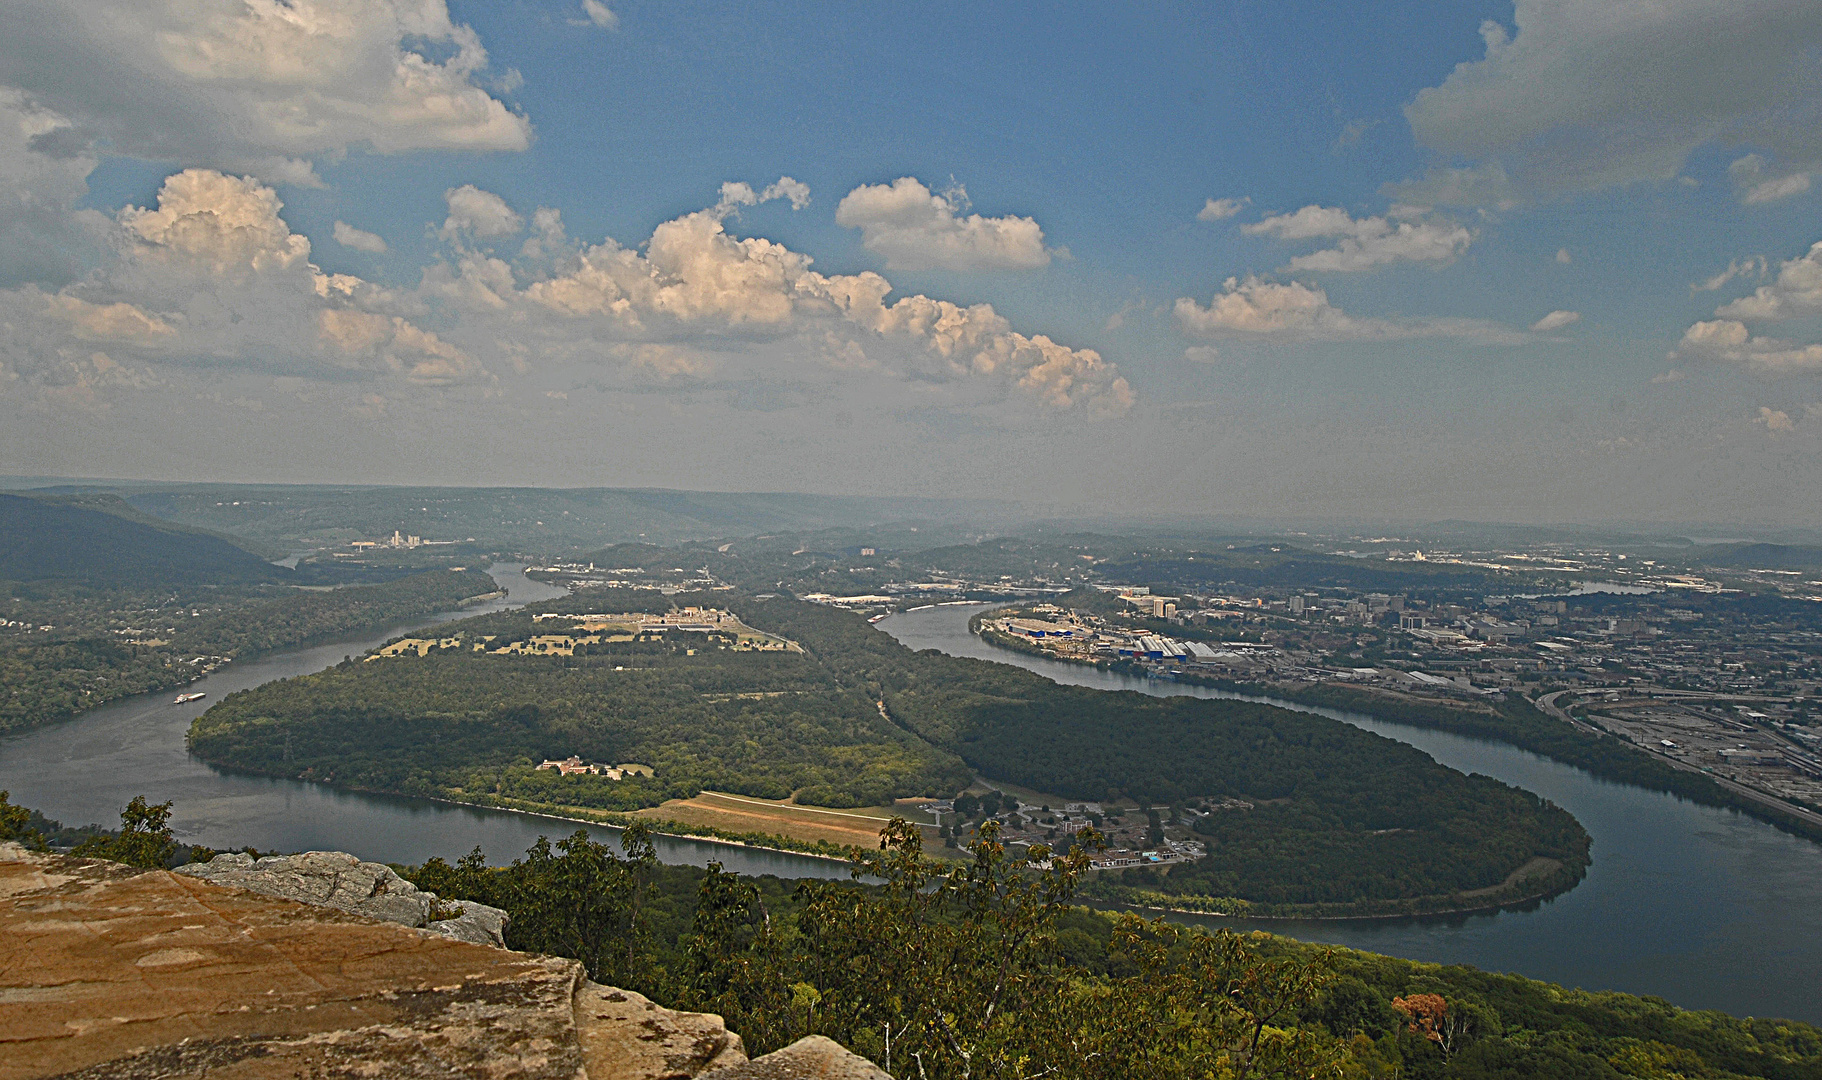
1082,869,1582,924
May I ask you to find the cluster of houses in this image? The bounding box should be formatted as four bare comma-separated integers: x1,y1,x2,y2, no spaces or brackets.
533,757,652,780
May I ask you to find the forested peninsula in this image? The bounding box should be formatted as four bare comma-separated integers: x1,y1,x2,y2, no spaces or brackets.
1,569,499,734
190,590,1591,916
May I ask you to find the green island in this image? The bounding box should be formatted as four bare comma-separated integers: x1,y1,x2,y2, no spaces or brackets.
189,589,1591,918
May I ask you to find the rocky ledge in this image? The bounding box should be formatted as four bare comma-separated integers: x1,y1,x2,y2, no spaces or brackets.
175,850,510,948
0,843,886,1080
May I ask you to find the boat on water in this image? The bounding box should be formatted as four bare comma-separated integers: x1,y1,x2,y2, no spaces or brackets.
173,692,206,705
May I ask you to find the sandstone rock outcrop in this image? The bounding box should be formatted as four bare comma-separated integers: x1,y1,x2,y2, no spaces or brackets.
698,1036,892,1079
175,850,509,947
0,843,885,1080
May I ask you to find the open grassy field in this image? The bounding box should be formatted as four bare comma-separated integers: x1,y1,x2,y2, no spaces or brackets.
634,790,941,850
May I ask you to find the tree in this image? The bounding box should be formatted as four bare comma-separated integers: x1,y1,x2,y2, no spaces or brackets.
501,822,658,988
74,796,179,869
0,790,44,849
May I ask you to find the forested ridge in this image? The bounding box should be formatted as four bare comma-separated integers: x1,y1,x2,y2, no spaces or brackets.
188,626,970,810
12,791,1809,1080
192,589,1590,912
402,820,1820,1080
1198,679,1822,845
0,569,497,734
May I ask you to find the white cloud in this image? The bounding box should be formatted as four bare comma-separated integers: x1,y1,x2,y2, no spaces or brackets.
582,1,619,30
1531,310,1581,332
714,177,811,216
0,0,529,180
1693,257,1767,292
1,172,1129,414
0,88,108,287
0,169,484,391
1746,173,1814,204
1675,319,1822,373
43,295,175,344
1756,406,1795,432
1713,241,1822,320
1402,0,1822,198
512,193,1128,412
333,221,388,254
1242,205,1472,272
835,177,1053,271
1197,197,1249,222
1174,276,1526,344
443,185,523,239
1184,345,1221,363
1556,248,1572,265
1729,154,1816,205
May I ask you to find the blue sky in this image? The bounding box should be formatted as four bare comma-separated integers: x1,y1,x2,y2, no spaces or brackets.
4,1,1822,525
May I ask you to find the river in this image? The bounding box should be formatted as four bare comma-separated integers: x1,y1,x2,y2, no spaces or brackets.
0,565,851,883
876,604,1822,1024
5,584,1818,1022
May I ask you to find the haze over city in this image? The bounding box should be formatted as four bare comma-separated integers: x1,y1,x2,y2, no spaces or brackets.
3,1,1821,524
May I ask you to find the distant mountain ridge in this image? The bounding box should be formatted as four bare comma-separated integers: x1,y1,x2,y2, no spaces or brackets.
50,483,1023,553
0,493,288,586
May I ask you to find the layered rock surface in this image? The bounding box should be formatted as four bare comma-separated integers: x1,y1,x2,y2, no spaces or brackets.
0,843,886,1080
175,850,509,947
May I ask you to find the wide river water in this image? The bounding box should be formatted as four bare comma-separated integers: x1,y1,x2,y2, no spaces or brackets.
881,604,1822,1024
3,584,1818,1022
0,566,851,883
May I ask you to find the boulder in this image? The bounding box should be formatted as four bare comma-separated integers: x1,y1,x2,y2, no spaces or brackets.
1,842,583,1080
1,843,886,1080
699,1036,892,1080
175,849,509,947
575,983,747,1080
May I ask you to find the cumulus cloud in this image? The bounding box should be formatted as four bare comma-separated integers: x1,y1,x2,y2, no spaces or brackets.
43,295,176,344
508,188,1127,411
1756,406,1795,431
1531,310,1581,332
1729,154,1816,205
1402,0,1822,199
1694,257,1767,292
714,177,811,216
333,221,388,254
0,88,108,287
1713,241,1822,320
836,177,1053,271
1174,276,1526,344
1,171,1128,415
1674,319,1822,372
1676,240,1822,376
0,169,483,391
443,186,524,239
0,0,529,180
582,1,619,29
1197,197,1249,222
1242,205,1471,271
